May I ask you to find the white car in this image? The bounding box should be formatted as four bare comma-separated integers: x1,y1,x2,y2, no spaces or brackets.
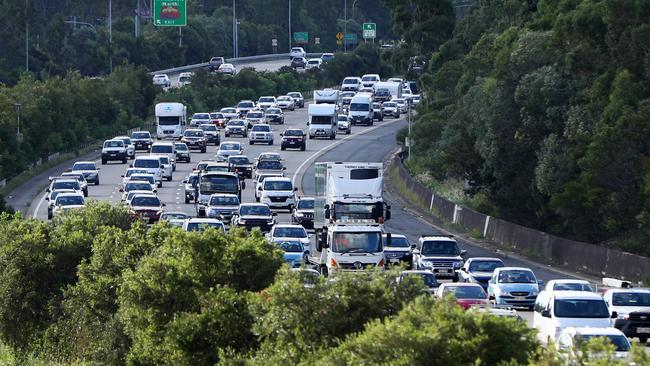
236,100,256,116
220,107,239,120
246,110,266,127
71,161,100,185
113,136,136,159
150,142,177,170
306,58,322,70
542,279,597,293
205,193,240,223
249,124,274,145
254,173,284,201
258,177,297,210
46,189,77,219
341,76,362,92
191,113,211,126
557,327,631,361
216,141,243,161
121,168,149,189
217,63,236,75
51,193,85,218
123,190,156,207
160,212,190,227
101,139,128,164
132,156,164,187
152,155,173,182
178,72,193,86
257,96,277,110
268,224,310,247
152,74,171,87
337,114,351,134
289,47,306,59
124,173,157,191
602,287,650,344
382,101,400,118
121,181,157,201
275,95,295,111
361,74,380,87
183,218,226,233
393,98,407,113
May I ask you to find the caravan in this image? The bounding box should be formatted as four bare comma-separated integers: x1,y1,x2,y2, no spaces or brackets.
155,103,187,140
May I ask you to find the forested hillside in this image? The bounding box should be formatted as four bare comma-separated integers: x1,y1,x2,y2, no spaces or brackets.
410,0,650,255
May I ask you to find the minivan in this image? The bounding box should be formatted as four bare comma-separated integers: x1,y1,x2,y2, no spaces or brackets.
347,95,373,126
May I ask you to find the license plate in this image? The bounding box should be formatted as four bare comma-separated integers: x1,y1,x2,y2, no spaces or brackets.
110,153,116,156
638,327,650,334
438,269,450,273
390,259,400,263
316,131,325,135
515,296,526,301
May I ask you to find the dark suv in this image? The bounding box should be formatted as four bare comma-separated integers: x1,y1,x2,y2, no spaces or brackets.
291,57,306,69
281,129,307,151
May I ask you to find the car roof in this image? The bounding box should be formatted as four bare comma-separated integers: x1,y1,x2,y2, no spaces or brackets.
420,235,456,242
401,270,433,276
563,327,627,337
548,279,591,285
55,192,84,198
440,282,484,287
74,161,96,165
604,288,650,294
135,156,161,160
240,203,269,208
467,257,504,262
187,218,224,224
265,177,291,182
52,178,78,184
383,233,407,239
494,267,533,273
209,193,238,198
274,223,304,228
152,141,174,145
551,291,604,300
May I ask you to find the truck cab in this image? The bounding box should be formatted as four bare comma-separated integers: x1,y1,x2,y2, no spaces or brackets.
308,104,337,140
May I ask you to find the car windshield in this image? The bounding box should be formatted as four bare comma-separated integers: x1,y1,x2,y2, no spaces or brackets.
469,261,504,272
350,103,370,111
297,199,314,209
152,145,173,154
404,273,437,288
258,154,280,161
394,99,405,104
125,182,152,191
131,196,160,206
62,174,84,182
384,103,396,107
264,180,292,190
229,120,245,127
104,140,123,148
175,144,188,151
200,125,217,132
343,79,357,84
554,299,610,318
184,130,204,137
72,163,95,171
193,114,210,119
221,143,240,151
56,196,84,206
126,169,147,177
259,97,274,103
187,175,199,186
222,108,236,113
206,165,229,172
248,112,264,118
277,97,290,101
552,282,597,292
274,227,306,238
387,236,410,248
200,176,238,193
53,181,80,190
288,93,301,98
252,125,270,132
210,196,240,206
275,241,303,253
612,292,650,306
240,205,271,216
308,60,319,64
239,102,254,108
575,335,630,352
119,138,132,145
161,213,188,220
229,157,250,165
311,115,332,124
179,76,191,82
210,113,224,119
442,286,486,299
186,222,224,232
130,175,154,184
362,76,377,81
291,48,302,52
376,89,390,96
134,159,159,168
267,109,282,114
342,92,356,97
338,115,348,122
420,241,460,256
132,132,150,139
498,270,536,284
258,161,283,170
284,129,303,136
331,232,382,253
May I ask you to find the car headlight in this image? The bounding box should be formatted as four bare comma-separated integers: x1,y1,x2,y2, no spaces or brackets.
294,211,304,217
421,261,433,268
453,261,463,268
237,219,246,224
530,289,539,296
617,313,629,320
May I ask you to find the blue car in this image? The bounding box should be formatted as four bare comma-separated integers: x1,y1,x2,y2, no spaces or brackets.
274,240,308,268
487,267,540,309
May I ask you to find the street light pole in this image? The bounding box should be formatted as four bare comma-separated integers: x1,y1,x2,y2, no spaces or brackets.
109,0,113,73
232,0,236,58
288,0,291,53
25,0,29,72
343,0,347,52
407,101,412,161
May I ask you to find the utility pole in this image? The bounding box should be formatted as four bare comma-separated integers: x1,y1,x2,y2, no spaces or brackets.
343,0,347,52
288,0,291,53
407,101,412,161
25,0,29,72
109,0,113,73
179,27,182,47
232,0,236,58
15,103,22,143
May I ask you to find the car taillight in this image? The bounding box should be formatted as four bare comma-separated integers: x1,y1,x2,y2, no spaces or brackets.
378,258,385,267
330,258,338,267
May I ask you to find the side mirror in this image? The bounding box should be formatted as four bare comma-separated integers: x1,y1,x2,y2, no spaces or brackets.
489,295,495,301
65,168,72,172
320,231,329,248
611,311,618,319
129,164,133,168
46,189,50,192
460,250,468,257
537,280,545,287
324,204,330,219
541,310,551,318
410,243,416,249
293,187,298,192
161,203,166,207
385,205,391,221
257,186,262,191
241,181,246,189
282,167,287,170
119,188,124,192
96,167,101,170
280,133,283,136
306,121,310,126
121,175,125,178
272,212,277,216
45,197,49,201
153,189,158,193
183,179,188,183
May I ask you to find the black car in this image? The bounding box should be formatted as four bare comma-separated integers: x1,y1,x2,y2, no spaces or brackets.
383,234,414,269
181,129,207,153
199,124,221,146
291,57,306,69
287,92,305,108
291,197,314,228
231,204,276,232
281,129,307,151
228,155,253,179
131,131,153,151
174,143,191,163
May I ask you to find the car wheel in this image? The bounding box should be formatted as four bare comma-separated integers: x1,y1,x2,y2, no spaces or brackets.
255,195,260,202
48,213,52,220
201,148,206,153
185,196,190,204
380,116,384,122
158,182,162,188
167,176,172,182
249,141,254,145
640,337,648,344
281,146,286,151
329,134,335,140
84,190,88,197
300,144,305,151
346,129,351,135
320,265,329,277
269,140,273,145
309,135,313,140
225,133,229,137
95,179,100,186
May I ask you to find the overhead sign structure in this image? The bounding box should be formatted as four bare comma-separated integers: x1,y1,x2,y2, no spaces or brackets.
154,0,187,27
363,23,376,39
293,32,309,44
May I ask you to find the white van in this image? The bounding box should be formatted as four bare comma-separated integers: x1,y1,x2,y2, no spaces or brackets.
308,104,337,140
347,95,373,126
155,102,187,140
150,142,177,171
361,74,380,87
132,156,163,187
533,291,615,345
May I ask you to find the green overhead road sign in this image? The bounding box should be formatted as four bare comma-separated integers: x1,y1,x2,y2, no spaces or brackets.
293,32,308,44
345,33,357,43
363,22,376,39
154,0,187,26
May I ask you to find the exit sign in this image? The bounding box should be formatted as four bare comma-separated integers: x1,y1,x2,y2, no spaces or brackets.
362,23,376,39
154,0,187,26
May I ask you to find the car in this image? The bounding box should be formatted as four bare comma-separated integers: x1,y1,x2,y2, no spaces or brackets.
255,152,283,163
257,96,277,111
152,155,173,181
336,114,352,135
217,63,236,75
71,161,100,185
289,47,306,59
194,159,216,172
372,102,384,122
46,189,77,219
398,270,439,293
216,141,243,161
340,91,356,109
265,108,285,124
412,235,467,281
51,192,85,218
557,327,631,361
382,101,400,118
113,136,136,159
123,190,156,207
231,203,276,232
160,212,190,227
258,177,297,210
205,193,240,223
224,119,248,137
178,72,193,86
320,53,334,63
183,218,226,233
533,291,614,344
204,162,231,173
275,96,295,111
101,139,128,164
249,124,274,145
199,124,220,146
291,196,314,228
209,56,225,70
306,58,322,70
220,107,239,121
603,287,650,344
174,142,191,163
181,129,207,153
457,258,505,290
273,239,308,268
131,130,153,151
393,98,408,114
291,57,306,69
383,234,414,268
209,112,227,128
236,100,256,117
120,181,157,201
59,173,88,197
280,128,307,151
359,86,374,94
287,92,305,108
123,173,157,190
152,74,171,87
361,74,380,87
542,279,597,293
268,224,310,247
132,156,164,187
412,94,421,106
190,113,211,127
254,159,285,180
120,168,149,189
128,194,165,224
150,142,177,170
245,110,266,128
341,77,362,92
228,155,253,179
387,77,403,84
488,267,540,309
436,283,490,309
183,172,199,203
254,173,285,201
48,178,83,197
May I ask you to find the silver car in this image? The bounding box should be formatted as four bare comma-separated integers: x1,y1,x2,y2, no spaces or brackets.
249,124,274,145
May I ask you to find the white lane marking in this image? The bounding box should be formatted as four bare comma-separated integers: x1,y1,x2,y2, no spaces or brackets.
33,194,48,219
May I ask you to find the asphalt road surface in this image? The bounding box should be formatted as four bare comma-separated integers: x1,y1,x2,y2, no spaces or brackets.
167,58,292,87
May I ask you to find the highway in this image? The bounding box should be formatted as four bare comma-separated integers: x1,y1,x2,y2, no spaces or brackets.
167,58,294,87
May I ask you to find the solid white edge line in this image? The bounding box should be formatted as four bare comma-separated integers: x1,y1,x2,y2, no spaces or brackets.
32,194,48,219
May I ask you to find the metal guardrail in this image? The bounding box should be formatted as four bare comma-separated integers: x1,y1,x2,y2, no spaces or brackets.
151,53,322,75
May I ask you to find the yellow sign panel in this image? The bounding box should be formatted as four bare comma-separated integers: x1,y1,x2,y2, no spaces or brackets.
336,32,343,40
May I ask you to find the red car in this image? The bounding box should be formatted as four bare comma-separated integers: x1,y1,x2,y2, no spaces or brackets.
436,283,489,309
210,112,227,128
129,194,166,224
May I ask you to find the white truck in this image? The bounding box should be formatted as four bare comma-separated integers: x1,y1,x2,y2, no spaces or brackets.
155,102,187,140
373,81,402,103
309,162,392,275
307,104,337,140
314,89,340,104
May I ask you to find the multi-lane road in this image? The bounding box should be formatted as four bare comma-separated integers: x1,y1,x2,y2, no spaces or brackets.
167,58,292,87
